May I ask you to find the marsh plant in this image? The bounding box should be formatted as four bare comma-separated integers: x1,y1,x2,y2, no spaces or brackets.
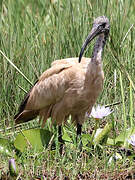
0,0,135,179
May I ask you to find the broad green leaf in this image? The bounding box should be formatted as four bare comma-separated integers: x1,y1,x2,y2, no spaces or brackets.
82,134,91,146
14,129,53,152
62,128,72,142
107,138,116,146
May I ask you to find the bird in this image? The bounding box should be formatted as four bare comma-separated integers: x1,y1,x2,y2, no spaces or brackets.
14,16,110,151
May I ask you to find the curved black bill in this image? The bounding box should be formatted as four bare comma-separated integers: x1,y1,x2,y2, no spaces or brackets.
78,26,102,63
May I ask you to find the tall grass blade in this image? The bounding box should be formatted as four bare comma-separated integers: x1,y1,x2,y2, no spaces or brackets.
109,41,135,92
0,50,33,86
119,70,127,130
129,82,133,127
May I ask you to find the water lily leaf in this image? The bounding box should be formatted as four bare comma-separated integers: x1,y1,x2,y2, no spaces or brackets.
14,129,53,152
0,138,13,156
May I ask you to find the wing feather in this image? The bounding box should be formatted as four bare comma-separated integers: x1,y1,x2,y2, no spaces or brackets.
15,57,90,124
14,63,72,124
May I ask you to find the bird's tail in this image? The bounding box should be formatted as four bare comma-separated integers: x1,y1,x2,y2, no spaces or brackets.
14,81,39,124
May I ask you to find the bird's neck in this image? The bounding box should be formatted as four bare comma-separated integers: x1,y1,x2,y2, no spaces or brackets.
91,33,108,64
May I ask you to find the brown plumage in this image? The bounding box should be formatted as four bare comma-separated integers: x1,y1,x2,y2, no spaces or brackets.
15,16,110,140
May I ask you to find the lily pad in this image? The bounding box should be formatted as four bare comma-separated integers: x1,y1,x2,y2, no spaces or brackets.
14,128,53,152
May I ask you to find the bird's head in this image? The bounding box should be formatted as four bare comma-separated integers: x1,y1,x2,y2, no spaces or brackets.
79,16,110,62
92,16,110,34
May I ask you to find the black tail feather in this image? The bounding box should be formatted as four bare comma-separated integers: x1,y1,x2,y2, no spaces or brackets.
14,80,38,120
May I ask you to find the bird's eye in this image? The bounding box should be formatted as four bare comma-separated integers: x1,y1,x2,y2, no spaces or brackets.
101,23,106,28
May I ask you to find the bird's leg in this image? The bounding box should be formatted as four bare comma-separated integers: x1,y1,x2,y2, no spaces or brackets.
58,125,64,154
77,123,82,137
76,123,82,150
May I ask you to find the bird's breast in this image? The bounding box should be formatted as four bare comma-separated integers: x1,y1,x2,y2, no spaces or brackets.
63,73,103,115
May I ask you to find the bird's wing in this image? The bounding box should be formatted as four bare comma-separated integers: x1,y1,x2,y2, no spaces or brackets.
38,63,72,81
26,64,74,110
26,57,90,111
15,57,90,124
14,63,73,123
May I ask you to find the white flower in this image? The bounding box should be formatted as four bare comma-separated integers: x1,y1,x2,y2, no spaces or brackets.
127,134,135,146
90,105,113,119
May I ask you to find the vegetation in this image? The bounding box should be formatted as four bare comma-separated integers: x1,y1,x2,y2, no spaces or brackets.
0,0,135,179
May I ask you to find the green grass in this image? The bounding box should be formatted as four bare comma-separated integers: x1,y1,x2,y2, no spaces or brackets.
0,0,135,179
